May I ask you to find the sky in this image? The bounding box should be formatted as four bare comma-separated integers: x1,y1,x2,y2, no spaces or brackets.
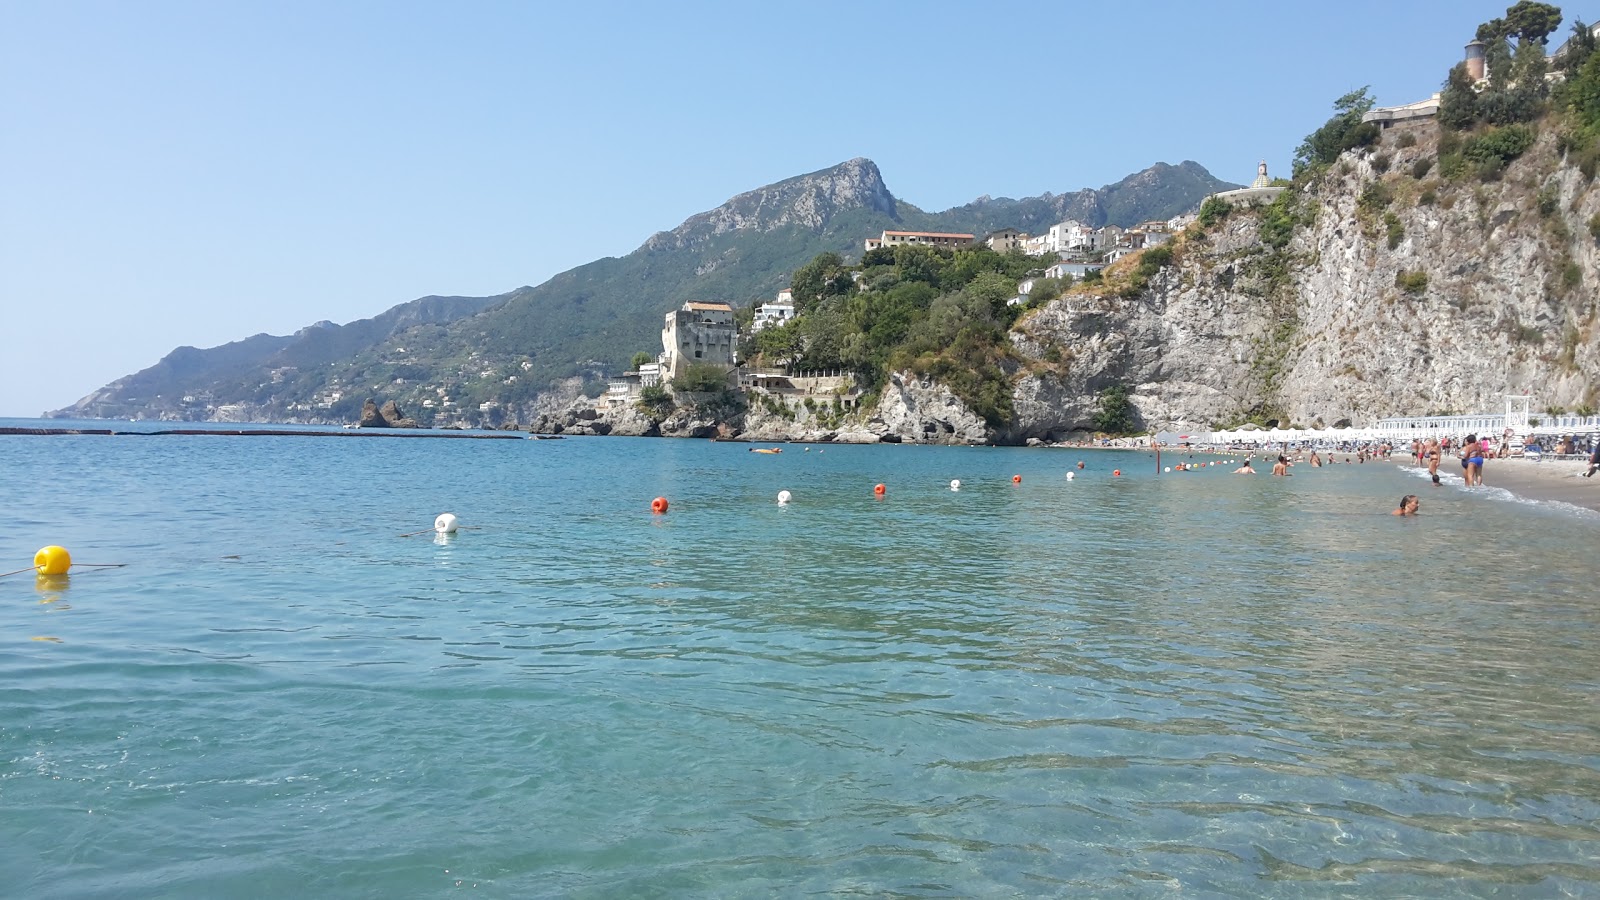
0,0,1553,416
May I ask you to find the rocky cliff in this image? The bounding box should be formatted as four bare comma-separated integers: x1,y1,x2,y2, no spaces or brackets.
644,158,898,252
532,119,1598,445
1007,121,1599,438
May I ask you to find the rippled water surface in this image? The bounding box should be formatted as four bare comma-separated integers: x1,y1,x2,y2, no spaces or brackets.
4,424,1600,897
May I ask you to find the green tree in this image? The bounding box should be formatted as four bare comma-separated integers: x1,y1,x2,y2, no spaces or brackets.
964,270,1017,314
630,351,654,369
1293,88,1379,177
753,320,804,365
1560,18,1596,75
788,252,853,313
1092,384,1136,434
1439,62,1480,130
1027,276,1065,306
1570,45,1600,134
1505,1,1564,45
672,362,732,393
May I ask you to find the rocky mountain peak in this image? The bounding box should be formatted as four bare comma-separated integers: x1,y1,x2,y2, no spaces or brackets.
644,157,898,252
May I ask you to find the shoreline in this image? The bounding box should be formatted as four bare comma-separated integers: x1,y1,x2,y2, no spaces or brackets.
1395,455,1600,513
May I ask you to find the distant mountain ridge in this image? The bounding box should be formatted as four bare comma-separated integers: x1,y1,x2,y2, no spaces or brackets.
54,158,1239,423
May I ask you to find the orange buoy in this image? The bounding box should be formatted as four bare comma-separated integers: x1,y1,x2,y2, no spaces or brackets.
1012,474,1022,484
873,483,886,496
1112,469,1121,477
651,496,669,514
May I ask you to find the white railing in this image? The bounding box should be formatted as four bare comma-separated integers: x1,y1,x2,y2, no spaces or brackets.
1375,413,1600,441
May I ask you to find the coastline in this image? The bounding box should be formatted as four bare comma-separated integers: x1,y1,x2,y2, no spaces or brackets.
1400,455,1600,513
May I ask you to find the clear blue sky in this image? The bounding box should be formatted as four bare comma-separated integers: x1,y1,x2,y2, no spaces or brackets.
0,0,1551,416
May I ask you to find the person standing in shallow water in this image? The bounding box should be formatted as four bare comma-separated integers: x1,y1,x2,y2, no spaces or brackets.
1392,495,1421,516
1272,455,1292,476
1461,433,1485,487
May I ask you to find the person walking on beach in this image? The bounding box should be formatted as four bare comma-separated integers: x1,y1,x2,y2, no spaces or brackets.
1391,495,1421,516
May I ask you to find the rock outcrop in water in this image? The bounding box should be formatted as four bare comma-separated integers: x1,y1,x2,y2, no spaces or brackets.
357,399,418,428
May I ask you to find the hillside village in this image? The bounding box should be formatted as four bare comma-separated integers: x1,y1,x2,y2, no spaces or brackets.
52,6,1600,439
575,15,1600,442
592,173,1265,420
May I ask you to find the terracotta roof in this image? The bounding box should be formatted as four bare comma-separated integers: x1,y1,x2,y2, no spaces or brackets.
685,302,733,311
882,231,975,239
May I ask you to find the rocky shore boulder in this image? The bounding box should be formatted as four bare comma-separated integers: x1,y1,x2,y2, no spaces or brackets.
357,399,419,428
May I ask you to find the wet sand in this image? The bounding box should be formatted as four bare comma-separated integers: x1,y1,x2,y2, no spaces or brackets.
1416,456,1600,513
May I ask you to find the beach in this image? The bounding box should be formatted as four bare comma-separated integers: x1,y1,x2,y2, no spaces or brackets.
1398,454,1600,513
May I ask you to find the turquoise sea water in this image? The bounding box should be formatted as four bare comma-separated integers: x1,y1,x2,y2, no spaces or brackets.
3,421,1600,898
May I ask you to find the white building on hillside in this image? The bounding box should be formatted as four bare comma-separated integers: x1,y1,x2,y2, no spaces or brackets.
864,230,975,252
752,299,795,333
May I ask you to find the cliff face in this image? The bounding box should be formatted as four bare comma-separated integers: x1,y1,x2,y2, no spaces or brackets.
527,121,1600,446
643,158,898,252
1007,122,1600,437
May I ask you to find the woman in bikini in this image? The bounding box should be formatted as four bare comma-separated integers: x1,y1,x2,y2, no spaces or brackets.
1460,434,1483,487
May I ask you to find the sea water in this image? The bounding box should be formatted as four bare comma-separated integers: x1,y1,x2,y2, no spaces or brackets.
3,422,1599,897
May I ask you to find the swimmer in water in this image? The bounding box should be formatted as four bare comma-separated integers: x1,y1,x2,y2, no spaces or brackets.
1391,494,1420,516
1272,455,1292,476
1233,459,1256,474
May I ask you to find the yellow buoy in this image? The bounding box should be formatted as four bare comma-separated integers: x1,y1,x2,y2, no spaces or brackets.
34,545,71,576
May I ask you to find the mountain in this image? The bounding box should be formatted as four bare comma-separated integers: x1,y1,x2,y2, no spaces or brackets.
926,161,1233,235
524,124,1600,445
58,293,507,420
53,158,1238,423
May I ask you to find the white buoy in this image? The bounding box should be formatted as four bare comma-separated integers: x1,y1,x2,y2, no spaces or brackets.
1066,472,1075,481
950,479,961,491
1164,467,1171,473
777,490,792,505
434,513,459,534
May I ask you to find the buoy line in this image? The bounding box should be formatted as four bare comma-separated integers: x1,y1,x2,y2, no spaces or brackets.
0,546,127,579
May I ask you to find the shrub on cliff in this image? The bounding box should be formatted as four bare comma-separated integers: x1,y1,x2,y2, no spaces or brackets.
1197,195,1232,228
1396,270,1429,294
639,385,674,416
1462,124,1538,178
1092,384,1137,435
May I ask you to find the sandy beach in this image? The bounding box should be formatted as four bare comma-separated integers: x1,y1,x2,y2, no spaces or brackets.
1411,455,1600,513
